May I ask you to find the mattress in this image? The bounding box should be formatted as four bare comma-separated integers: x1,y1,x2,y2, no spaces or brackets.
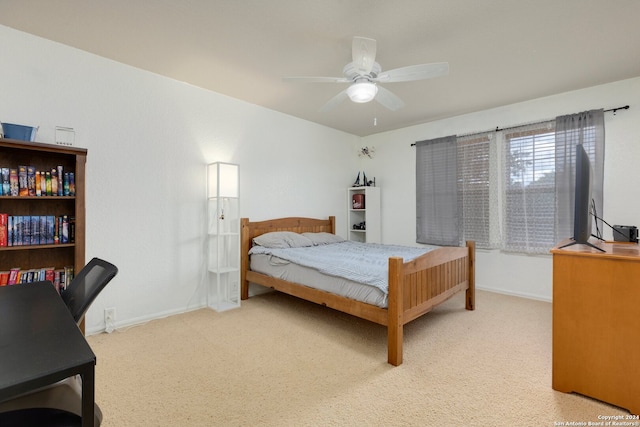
250,253,388,308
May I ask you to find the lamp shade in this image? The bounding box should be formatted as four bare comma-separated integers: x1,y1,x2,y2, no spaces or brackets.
208,162,239,198
346,81,378,103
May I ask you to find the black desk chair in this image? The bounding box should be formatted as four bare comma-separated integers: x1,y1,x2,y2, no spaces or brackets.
62,258,119,325
0,258,118,427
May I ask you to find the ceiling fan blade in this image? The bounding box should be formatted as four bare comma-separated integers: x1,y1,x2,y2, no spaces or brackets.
283,76,350,83
375,62,449,83
352,36,377,76
375,86,405,111
319,89,349,112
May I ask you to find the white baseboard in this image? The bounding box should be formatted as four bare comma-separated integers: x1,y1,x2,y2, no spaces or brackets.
87,283,272,336
86,304,207,336
86,284,550,336
476,285,551,303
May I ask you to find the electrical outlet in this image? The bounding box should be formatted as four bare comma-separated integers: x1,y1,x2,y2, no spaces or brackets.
104,307,116,333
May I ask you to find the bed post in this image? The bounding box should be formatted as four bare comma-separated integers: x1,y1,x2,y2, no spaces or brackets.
329,216,336,234
465,240,476,311
387,256,404,366
240,218,251,300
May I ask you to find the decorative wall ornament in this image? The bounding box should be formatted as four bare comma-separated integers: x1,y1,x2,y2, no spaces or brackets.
358,146,375,159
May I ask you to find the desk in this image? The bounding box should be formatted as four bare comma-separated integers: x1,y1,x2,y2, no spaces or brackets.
0,281,95,426
551,240,640,414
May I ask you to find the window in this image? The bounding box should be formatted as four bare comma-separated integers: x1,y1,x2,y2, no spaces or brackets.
502,122,557,253
415,109,604,255
457,133,495,249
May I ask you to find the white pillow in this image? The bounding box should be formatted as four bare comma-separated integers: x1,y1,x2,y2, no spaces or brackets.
301,232,346,245
252,231,314,248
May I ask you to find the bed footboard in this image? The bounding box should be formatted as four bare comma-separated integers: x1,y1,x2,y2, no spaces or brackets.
387,240,475,366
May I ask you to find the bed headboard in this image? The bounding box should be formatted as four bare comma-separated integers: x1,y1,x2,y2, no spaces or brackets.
240,216,336,299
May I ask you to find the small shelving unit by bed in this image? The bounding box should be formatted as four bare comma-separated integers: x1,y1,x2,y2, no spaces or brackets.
207,162,240,311
347,186,380,243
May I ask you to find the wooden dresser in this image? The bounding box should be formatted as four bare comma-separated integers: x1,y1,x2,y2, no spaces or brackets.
551,240,640,414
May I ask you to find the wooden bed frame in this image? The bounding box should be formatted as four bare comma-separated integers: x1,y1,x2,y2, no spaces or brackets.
240,216,475,366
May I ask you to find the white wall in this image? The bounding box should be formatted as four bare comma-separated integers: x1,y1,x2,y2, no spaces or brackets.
0,25,360,333
3,25,638,328
362,77,640,301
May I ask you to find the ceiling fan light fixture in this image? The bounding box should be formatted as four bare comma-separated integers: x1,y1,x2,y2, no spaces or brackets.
347,81,378,103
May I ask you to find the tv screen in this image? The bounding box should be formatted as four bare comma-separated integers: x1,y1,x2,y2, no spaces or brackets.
573,143,592,244
560,143,603,251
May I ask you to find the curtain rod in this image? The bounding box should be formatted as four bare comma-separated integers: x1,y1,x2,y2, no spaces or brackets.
411,105,629,146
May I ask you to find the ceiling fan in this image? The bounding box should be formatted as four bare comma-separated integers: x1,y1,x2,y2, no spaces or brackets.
283,36,449,112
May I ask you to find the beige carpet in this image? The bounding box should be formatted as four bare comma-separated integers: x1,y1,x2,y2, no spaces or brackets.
87,290,627,426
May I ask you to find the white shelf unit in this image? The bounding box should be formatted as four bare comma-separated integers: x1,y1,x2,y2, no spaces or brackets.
347,186,381,243
207,162,240,311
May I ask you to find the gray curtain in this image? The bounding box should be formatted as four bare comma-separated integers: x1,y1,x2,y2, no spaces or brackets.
415,135,461,246
555,109,605,242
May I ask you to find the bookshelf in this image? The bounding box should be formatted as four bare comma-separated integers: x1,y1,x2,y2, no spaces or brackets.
207,162,240,311
347,186,380,243
0,138,86,328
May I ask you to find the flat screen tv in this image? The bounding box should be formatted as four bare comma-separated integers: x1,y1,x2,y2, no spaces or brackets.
559,143,603,251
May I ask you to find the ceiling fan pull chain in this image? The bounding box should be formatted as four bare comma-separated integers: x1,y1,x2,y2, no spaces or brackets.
373,102,378,126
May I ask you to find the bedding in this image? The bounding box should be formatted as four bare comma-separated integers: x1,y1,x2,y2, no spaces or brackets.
249,239,438,294
252,231,315,248
301,232,346,245
250,253,388,307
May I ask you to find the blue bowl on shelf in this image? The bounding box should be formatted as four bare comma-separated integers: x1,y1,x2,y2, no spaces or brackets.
2,123,38,141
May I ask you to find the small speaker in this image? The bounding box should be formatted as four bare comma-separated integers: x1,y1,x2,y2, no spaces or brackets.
613,225,638,243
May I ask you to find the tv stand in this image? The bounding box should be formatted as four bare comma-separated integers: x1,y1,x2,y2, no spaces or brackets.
557,239,605,252
551,240,640,414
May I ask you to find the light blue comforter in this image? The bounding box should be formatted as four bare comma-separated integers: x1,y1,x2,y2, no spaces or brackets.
249,241,436,294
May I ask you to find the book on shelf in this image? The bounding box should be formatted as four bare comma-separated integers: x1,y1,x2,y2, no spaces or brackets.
57,165,64,196
51,167,58,195
63,172,69,196
27,166,36,196
23,216,31,244
1,167,9,195
44,215,55,244
18,165,28,196
45,267,55,283
69,216,75,243
9,169,18,196
67,172,75,196
7,267,20,285
0,213,7,246
45,171,52,195
0,270,9,286
35,171,41,196
13,215,22,246
1,214,72,247
0,164,74,197
60,215,69,244
0,266,72,293
63,265,74,290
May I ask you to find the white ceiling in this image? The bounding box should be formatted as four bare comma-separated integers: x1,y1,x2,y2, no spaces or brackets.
1,0,639,137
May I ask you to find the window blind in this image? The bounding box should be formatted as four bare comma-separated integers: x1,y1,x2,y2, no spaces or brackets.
457,133,496,249
502,122,557,253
